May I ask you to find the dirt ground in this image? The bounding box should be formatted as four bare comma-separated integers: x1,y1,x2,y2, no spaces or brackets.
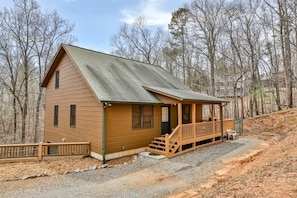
172,108,297,197
0,155,136,181
1,108,297,197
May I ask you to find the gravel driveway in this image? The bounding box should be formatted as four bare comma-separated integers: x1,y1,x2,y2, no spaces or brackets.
1,138,263,198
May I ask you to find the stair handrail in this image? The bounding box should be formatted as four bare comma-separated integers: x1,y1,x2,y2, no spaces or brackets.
168,125,180,140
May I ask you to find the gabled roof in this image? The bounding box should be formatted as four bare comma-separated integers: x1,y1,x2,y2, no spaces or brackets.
41,44,227,104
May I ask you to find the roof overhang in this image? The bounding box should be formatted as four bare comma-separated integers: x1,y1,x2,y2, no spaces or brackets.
143,86,229,104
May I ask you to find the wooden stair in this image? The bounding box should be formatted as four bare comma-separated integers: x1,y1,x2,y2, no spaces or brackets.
146,137,166,155
146,136,180,157
148,137,166,150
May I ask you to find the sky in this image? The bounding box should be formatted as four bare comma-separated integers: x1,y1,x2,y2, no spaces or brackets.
0,0,189,53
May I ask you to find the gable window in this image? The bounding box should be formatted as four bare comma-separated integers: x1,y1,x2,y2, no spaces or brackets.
54,105,59,127
55,70,60,89
70,104,76,127
132,105,153,129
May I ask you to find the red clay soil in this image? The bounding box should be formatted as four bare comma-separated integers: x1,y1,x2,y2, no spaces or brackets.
171,108,297,197
0,155,136,181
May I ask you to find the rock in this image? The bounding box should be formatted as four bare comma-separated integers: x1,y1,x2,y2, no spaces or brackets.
64,171,69,174
0,178,4,182
22,175,29,180
38,173,48,177
91,165,97,170
74,169,80,173
100,164,109,169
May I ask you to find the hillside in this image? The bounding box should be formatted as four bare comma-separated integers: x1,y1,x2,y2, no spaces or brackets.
0,109,296,197
176,108,297,197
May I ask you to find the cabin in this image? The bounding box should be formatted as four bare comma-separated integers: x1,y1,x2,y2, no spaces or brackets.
41,44,233,161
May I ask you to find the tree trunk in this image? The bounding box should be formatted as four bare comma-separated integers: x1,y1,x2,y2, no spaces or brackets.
278,0,293,108
13,97,17,143
34,87,43,143
22,59,29,143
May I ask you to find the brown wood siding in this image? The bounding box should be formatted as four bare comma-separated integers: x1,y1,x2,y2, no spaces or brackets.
44,54,102,154
155,94,179,104
105,104,161,154
196,104,203,122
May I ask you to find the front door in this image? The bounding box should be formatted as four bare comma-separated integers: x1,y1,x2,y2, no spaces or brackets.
161,106,170,135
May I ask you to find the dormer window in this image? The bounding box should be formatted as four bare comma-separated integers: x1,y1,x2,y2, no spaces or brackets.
55,70,60,89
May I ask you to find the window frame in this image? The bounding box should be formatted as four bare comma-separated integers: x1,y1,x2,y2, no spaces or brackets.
54,105,59,127
55,70,60,89
70,104,76,128
182,104,191,124
132,104,154,130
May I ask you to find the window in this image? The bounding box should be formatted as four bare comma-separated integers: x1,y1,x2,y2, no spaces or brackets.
55,70,60,89
132,105,153,129
161,107,169,122
70,104,76,127
182,104,191,124
54,105,59,127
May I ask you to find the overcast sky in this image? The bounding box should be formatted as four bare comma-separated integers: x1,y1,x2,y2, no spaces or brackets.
0,0,189,53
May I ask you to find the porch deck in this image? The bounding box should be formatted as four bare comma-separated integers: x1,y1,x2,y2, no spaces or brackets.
146,119,234,158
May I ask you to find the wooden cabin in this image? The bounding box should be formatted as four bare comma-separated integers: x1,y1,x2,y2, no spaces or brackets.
41,44,233,161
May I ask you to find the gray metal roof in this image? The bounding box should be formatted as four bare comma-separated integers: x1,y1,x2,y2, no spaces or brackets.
62,44,226,104
144,86,228,103
63,45,190,103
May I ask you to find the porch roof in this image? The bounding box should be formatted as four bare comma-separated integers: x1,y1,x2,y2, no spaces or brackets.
144,86,228,104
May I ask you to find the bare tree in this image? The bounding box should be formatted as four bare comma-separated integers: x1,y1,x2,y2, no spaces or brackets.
277,0,293,108
110,17,167,65
31,10,75,142
187,0,226,96
0,0,75,143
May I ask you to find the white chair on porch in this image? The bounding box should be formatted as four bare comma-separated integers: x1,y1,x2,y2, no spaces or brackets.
226,129,237,140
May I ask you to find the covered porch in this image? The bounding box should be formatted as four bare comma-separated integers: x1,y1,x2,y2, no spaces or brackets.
144,86,233,158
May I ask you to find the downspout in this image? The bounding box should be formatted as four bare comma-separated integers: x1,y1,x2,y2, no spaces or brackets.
102,102,110,164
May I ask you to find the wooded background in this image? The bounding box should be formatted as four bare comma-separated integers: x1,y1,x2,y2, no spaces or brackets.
1,0,296,144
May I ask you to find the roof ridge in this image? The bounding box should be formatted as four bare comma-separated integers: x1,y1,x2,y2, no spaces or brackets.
62,43,162,68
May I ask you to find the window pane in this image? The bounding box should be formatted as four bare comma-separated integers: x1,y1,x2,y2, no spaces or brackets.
162,107,169,122
182,104,191,124
54,105,58,126
132,105,141,128
143,105,153,128
70,104,76,127
55,70,59,89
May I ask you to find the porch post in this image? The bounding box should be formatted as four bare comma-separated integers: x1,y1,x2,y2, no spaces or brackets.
165,134,169,157
220,103,223,141
192,103,196,138
178,103,182,140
